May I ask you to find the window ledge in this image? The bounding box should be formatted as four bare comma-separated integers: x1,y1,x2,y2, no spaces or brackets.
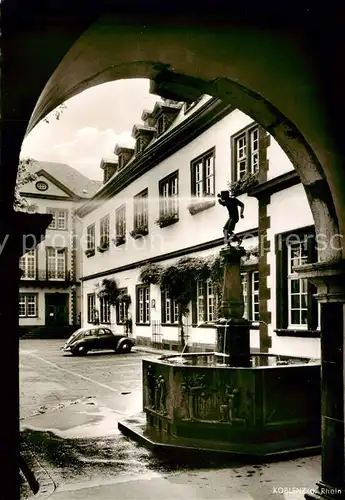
188,199,215,215
274,329,320,338
161,323,179,327
113,237,126,247
156,215,179,228
135,322,151,326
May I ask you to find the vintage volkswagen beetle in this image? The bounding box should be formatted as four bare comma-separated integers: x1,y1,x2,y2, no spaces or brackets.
61,326,135,356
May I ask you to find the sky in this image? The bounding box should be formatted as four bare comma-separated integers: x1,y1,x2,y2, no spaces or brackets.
20,79,161,181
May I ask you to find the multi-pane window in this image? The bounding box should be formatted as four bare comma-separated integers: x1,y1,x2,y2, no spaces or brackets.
47,209,68,230
100,215,110,249
87,294,96,323
196,279,215,323
19,249,36,279
252,271,260,321
287,242,308,327
46,248,66,280
276,227,318,333
241,270,260,321
115,205,126,237
159,172,178,217
134,190,148,230
116,288,128,324
136,285,150,324
191,149,215,197
87,224,95,250
19,294,37,317
99,296,110,324
232,125,260,180
162,290,179,324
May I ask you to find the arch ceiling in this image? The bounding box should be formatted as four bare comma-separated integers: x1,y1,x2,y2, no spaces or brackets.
4,4,345,261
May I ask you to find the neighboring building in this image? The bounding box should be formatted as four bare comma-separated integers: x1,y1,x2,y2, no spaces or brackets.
18,160,101,337
76,95,320,359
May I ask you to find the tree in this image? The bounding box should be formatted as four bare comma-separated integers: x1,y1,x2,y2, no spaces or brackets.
97,278,120,327
14,158,38,212
159,256,210,351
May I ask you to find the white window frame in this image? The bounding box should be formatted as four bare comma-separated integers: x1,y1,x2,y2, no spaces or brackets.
252,270,260,321
159,172,179,217
163,290,179,324
87,294,96,323
100,215,110,247
19,249,36,279
241,270,260,321
137,286,150,324
87,224,95,250
234,125,260,180
287,242,309,328
196,279,215,323
134,190,148,229
47,209,68,230
19,293,38,317
115,205,126,237
191,150,215,198
99,296,110,324
47,247,66,280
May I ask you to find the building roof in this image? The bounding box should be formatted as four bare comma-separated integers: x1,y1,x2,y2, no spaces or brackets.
29,160,102,198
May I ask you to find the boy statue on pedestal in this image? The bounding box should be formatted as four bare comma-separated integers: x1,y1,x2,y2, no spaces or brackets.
217,190,244,245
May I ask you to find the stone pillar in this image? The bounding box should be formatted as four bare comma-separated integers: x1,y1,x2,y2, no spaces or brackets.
216,246,251,367
0,223,22,499
295,260,345,500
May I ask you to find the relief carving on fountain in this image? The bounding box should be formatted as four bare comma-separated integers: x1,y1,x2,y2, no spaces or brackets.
181,373,207,421
218,384,253,425
146,365,168,415
179,371,253,425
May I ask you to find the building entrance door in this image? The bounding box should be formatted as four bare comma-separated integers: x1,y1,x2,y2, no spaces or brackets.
45,293,69,326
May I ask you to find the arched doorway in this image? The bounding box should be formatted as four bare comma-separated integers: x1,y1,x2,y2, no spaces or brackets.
3,7,344,499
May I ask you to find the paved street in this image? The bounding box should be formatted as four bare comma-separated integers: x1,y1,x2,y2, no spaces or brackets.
20,339,321,500
20,338,145,421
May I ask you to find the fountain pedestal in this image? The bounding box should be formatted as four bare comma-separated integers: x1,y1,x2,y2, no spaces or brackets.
216,246,251,367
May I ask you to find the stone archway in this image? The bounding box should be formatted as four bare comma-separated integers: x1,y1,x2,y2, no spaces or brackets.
3,7,345,500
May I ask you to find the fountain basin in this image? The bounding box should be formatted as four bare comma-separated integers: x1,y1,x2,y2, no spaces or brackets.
119,353,321,460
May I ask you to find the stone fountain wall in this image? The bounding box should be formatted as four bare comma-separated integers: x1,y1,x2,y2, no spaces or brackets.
143,358,321,454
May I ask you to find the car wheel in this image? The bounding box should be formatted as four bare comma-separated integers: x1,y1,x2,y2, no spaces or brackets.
119,341,131,354
73,345,88,356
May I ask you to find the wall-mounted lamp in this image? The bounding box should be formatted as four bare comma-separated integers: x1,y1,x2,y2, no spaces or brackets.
151,299,156,309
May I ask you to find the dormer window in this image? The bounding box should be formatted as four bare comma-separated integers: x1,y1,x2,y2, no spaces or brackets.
100,159,118,184
114,145,134,171
135,137,144,154
150,100,182,140
132,123,155,155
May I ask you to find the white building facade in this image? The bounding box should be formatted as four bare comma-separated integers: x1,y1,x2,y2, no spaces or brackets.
77,95,320,359
18,161,101,337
